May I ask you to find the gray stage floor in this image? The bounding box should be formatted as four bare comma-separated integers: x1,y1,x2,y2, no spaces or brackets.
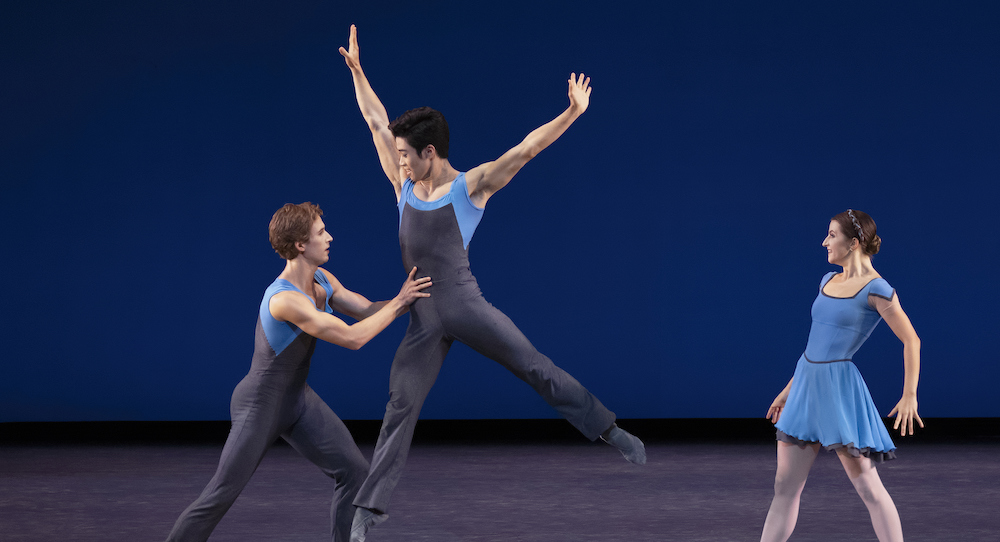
1,439,997,541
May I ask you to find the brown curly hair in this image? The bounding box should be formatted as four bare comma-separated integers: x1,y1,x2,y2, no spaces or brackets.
268,202,323,260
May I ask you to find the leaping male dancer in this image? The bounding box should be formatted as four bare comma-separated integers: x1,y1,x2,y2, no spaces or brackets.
339,25,645,541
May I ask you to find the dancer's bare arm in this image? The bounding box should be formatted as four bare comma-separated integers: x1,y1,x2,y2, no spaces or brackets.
766,378,794,424
465,73,592,207
321,268,406,320
340,24,402,198
876,293,923,436
269,267,430,350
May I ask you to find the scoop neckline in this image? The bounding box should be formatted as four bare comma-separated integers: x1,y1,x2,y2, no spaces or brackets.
820,273,880,299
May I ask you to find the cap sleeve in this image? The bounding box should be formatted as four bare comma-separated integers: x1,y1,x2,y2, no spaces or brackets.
866,278,897,313
819,271,837,291
868,278,894,301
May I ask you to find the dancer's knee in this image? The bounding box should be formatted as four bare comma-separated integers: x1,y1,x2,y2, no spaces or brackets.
851,475,887,506
518,351,561,388
386,390,417,419
772,472,806,498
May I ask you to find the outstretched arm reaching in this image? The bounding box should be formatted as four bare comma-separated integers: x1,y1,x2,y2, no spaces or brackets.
339,24,402,198
465,73,592,207
269,267,430,350
320,268,399,321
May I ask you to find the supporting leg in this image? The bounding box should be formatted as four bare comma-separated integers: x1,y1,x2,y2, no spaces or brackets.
165,406,279,542
352,317,451,515
837,449,904,542
282,387,370,542
760,440,819,542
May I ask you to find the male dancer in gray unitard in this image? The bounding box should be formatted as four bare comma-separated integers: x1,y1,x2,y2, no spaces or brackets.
165,202,431,542
340,25,645,541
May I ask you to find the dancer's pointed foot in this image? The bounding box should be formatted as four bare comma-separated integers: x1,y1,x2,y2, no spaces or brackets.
601,426,646,465
350,507,388,542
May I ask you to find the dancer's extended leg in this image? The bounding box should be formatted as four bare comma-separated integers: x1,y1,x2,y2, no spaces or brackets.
837,449,904,542
282,388,370,542
165,401,279,542
760,441,819,542
450,296,618,441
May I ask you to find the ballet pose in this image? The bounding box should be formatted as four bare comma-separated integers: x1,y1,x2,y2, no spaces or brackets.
165,203,431,542
339,25,645,540
761,209,922,542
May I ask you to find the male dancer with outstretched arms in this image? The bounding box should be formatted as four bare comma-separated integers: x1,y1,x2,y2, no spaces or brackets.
164,202,431,542
339,25,645,541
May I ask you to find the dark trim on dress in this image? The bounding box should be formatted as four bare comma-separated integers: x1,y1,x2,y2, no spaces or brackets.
820,273,880,299
868,289,896,302
803,353,852,364
776,429,896,463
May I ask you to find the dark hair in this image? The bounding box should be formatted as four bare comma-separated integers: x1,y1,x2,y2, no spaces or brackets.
832,209,881,255
389,106,449,158
269,202,323,260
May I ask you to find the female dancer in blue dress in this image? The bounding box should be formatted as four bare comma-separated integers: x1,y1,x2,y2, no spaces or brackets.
760,210,923,542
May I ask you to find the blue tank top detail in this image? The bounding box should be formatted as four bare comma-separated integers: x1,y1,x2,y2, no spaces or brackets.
259,270,333,356
803,272,894,362
398,172,484,250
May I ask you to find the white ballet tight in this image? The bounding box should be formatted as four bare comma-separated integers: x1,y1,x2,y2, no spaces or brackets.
760,441,904,542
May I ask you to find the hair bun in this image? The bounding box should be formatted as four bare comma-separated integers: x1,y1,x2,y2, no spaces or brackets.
867,234,881,256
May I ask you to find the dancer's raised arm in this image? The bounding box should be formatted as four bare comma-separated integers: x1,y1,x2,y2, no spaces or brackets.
339,24,402,196
465,72,592,207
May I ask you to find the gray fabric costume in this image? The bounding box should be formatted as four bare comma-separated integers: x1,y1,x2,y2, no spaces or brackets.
166,272,368,542
353,175,616,513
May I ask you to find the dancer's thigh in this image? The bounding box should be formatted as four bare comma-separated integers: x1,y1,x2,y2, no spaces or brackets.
775,441,820,486
386,315,452,407
282,388,368,476
443,296,537,370
836,448,878,480
209,401,283,497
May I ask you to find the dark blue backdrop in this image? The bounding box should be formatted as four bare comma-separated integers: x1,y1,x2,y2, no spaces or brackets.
2,1,997,422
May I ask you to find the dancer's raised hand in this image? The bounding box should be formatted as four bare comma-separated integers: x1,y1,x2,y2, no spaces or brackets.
339,24,361,70
568,72,592,113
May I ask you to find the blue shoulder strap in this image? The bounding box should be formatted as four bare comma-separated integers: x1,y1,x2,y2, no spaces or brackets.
450,173,484,249
260,272,334,355
820,271,837,291
260,279,302,356
313,269,334,313
397,178,415,220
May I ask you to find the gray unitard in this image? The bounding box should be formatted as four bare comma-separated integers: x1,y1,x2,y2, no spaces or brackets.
166,271,368,542
353,174,616,513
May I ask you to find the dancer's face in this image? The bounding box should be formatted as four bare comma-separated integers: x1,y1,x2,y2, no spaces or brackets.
822,220,853,265
396,138,431,181
299,217,333,264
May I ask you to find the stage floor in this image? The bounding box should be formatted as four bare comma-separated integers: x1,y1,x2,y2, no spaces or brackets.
1,436,997,541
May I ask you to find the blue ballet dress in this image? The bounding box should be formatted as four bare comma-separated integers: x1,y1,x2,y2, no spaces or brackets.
774,272,897,462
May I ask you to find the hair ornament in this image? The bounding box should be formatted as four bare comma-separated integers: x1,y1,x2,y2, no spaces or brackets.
846,209,865,242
